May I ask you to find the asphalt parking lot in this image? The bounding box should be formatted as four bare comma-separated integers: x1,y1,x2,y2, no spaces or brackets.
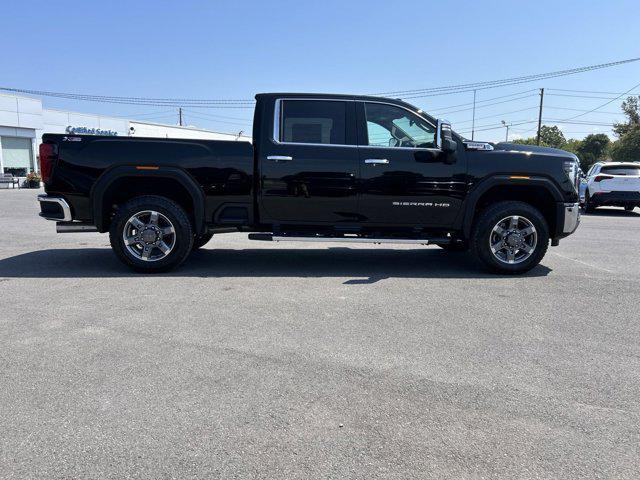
1,188,639,479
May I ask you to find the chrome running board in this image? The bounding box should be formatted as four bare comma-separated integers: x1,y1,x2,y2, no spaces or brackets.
248,234,450,245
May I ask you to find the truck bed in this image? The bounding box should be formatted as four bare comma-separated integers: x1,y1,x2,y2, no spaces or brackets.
42,133,255,227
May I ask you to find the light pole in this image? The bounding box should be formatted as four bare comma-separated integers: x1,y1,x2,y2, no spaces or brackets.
501,120,511,142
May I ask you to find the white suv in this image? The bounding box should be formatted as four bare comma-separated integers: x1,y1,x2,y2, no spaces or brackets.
582,162,640,212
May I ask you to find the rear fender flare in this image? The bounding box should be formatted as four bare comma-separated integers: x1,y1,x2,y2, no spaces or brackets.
91,166,206,234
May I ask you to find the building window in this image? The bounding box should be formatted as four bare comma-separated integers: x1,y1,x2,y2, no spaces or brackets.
1,137,34,177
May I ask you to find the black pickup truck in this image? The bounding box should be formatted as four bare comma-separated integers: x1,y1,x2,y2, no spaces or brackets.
37,92,581,274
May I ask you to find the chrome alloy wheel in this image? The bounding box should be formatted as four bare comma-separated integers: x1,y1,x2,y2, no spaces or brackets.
122,210,176,262
489,215,537,265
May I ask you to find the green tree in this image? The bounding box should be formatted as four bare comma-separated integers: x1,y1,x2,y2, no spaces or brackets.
512,125,566,148
539,125,566,148
575,133,610,171
563,138,582,155
613,96,640,137
610,127,640,162
511,137,536,145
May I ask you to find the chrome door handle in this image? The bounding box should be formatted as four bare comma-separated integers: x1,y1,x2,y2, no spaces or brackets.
267,155,293,162
364,158,389,165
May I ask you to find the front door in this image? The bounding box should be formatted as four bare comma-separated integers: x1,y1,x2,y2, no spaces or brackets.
259,99,359,224
356,101,467,227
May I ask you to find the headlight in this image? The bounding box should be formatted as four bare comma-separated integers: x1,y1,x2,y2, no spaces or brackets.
563,160,579,192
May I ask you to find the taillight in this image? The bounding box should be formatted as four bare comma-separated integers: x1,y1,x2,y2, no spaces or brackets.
39,143,58,184
593,174,614,182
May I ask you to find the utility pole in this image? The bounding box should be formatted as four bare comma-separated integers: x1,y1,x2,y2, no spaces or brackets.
501,120,511,142
178,107,183,126
536,88,544,145
471,89,477,140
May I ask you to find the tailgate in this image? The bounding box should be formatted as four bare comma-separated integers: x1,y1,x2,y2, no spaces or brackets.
599,175,640,191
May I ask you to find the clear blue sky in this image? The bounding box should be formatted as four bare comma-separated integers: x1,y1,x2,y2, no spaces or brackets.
3,0,640,141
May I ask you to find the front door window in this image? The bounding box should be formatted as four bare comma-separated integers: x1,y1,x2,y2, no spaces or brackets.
364,103,436,148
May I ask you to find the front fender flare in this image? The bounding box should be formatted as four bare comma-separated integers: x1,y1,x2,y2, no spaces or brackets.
460,175,564,238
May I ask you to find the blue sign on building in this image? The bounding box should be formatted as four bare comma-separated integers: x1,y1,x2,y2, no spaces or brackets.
65,126,119,136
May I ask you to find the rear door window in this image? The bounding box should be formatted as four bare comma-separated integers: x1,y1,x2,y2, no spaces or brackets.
278,100,347,145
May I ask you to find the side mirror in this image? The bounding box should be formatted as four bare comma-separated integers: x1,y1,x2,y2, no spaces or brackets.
436,119,457,164
436,119,457,154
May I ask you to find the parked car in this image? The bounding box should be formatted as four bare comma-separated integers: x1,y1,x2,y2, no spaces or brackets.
582,161,640,212
579,174,588,205
36,92,581,274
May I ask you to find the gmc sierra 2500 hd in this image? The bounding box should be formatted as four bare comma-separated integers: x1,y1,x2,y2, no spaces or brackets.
37,93,581,274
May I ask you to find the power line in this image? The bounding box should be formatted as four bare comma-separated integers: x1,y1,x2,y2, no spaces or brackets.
114,109,176,118
183,110,252,127
458,119,538,134
182,109,253,124
544,119,617,126
4,57,639,108
547,88,640,95
453,106,539,124
183,108,254,122
436,94,538,116
458,118,619,135
374,57,640,96
131,114,182,123
0,86,255,105
544,106,622,115
555,80,640,122
547,93,629,100
429,89,537,113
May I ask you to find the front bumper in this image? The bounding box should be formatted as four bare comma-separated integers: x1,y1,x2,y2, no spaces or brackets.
37,194,72,221
562,202,580,234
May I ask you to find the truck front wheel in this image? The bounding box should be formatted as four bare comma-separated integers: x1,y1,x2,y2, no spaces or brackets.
471,201,549,275
109,195,194,273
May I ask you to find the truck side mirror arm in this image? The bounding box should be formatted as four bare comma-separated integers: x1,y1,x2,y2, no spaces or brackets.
436,119,458,163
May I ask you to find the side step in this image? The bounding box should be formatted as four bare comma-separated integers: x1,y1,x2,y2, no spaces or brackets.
56,222,99,233
248,233,450,245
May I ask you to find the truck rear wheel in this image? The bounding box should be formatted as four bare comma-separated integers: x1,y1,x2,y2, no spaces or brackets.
471,201,549,275
109,195,194,273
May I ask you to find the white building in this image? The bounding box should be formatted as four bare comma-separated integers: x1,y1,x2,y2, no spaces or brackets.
0,93,251,179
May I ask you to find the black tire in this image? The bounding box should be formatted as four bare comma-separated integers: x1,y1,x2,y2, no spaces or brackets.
436,242,468,252
109,195,194,273
470,201,549,275
624,205,635,212
584,191,596,213
192,231,214,250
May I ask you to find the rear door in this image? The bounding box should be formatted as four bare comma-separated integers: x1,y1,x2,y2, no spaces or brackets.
258,98,359,224
356,101,467,226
